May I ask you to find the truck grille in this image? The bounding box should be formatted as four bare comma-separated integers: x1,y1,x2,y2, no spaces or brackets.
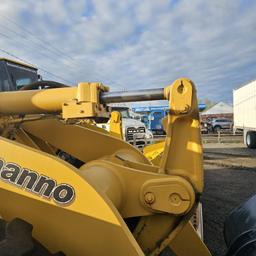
126,126,145,140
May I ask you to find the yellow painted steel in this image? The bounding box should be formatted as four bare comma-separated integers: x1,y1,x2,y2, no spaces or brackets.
0,82,109,119
0,138,144,256
0,87,77,114
0,77,211,255
80,160,195,218
143,143,210,255
109,111,123,139
21,118,149,164
143,140,165,165
169,222,211,255
62,82,110,119
160,78,204,193
0,58,37,70
144,142,209,255
133,78,206,255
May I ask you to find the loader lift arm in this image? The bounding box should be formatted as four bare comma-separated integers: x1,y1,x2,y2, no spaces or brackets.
0,78,210,255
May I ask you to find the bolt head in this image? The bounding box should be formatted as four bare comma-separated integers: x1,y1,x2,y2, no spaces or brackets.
169,193,182,206
144,192,155,204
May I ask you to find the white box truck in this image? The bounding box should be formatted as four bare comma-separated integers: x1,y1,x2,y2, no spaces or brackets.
233,80,256,148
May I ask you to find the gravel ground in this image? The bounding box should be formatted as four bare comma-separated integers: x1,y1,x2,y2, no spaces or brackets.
204,143,256,157
202,164,256,256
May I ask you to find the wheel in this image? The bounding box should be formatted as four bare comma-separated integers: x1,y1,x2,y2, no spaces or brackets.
246,131,256,148
0,218,65,256
213,125,221,133
224,194,256,256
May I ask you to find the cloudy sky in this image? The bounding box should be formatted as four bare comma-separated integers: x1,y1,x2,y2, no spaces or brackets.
0,0,255,103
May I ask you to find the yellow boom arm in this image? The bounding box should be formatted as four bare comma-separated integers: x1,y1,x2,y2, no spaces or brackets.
0,78,211,255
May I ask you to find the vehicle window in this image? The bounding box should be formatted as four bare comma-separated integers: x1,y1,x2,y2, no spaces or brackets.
141,116,148,125
120,109,130,118
112,108,131,118
16,78,33,88
217,119,231,123
153,112,162,117
0,62,11,91
6,62,38,90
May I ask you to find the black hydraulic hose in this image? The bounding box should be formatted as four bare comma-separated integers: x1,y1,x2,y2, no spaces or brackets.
19,80,69,90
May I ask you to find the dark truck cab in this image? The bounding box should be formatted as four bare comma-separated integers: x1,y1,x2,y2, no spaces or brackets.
0,58,38,92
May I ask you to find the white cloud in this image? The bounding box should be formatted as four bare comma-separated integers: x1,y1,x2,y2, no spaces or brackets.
0,0,255,103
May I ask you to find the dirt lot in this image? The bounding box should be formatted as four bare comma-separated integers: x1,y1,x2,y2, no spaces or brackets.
202,144,256,256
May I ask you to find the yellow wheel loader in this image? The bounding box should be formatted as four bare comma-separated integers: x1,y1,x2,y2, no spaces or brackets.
0,58,255,256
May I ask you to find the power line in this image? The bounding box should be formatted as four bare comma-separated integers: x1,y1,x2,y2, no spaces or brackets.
1,15,75,62
0,48,74,84
0,26,87,83
0,28,62,65
0,23,77,72
0,16,126,90
0,31,11,40
0,40,124,89
0,16,85,81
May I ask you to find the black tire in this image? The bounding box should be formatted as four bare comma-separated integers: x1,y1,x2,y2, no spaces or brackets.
246,131,256,149
0,218,65,256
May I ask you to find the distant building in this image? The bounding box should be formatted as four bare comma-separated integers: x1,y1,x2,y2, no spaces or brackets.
201,102,233,121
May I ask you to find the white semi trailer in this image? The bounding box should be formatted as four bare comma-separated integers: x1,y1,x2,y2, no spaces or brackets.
233,80,256,148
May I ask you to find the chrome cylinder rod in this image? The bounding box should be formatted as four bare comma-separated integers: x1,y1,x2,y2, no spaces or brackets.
100,88,165,104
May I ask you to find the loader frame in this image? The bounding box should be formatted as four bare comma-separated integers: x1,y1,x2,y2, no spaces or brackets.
0,78,211,255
